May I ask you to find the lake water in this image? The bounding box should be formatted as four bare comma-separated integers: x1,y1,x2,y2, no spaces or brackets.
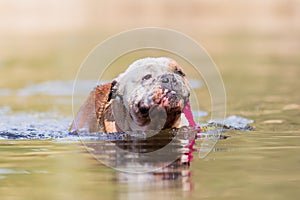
0,72,299,200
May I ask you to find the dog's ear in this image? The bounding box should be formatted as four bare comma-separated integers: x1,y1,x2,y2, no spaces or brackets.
108,71,127,101
108,80,118,101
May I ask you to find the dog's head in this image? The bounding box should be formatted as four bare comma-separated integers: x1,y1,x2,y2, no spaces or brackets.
110,57,190,131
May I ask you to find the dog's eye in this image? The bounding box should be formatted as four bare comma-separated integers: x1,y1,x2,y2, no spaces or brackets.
175,67,185,77
142,74,152,80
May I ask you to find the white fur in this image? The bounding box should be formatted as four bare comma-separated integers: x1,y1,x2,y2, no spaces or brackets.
125,57,171,73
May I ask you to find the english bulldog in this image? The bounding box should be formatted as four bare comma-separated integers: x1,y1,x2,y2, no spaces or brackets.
69,57,192,133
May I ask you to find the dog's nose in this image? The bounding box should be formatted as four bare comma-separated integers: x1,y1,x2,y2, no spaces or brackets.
160,74,178,89
161,74,176,83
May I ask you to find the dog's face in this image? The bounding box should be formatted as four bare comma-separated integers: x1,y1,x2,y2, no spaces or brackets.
111,57,190,131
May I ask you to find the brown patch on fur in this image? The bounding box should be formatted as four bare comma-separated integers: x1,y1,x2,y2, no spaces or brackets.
94,83,112,129
163,111,181,129
168,60,189,86
103,102,120,133
69,83,115,133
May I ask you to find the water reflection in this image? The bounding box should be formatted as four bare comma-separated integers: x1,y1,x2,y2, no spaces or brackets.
80,127,196,192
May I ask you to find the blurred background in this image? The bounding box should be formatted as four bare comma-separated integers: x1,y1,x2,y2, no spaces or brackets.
0,0,299,116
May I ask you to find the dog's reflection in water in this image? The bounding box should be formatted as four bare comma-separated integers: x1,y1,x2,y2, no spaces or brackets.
81,126,196,192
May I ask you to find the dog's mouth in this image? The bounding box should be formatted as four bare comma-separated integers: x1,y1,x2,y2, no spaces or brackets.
159,89,185,109
131,88,188,127
137,89,185,114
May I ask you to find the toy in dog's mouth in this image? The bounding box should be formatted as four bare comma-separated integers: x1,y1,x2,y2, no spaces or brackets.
132,87,188,128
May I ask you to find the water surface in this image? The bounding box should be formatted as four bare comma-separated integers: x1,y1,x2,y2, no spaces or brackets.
1,36,299,200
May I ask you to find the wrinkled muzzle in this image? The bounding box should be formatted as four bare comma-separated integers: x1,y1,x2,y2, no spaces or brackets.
130,73,190,127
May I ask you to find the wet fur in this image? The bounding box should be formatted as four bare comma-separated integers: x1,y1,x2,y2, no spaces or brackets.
69,57,190,133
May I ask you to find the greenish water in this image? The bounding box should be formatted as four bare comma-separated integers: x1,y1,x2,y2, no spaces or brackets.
0,125,299,200
1,34,300,200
